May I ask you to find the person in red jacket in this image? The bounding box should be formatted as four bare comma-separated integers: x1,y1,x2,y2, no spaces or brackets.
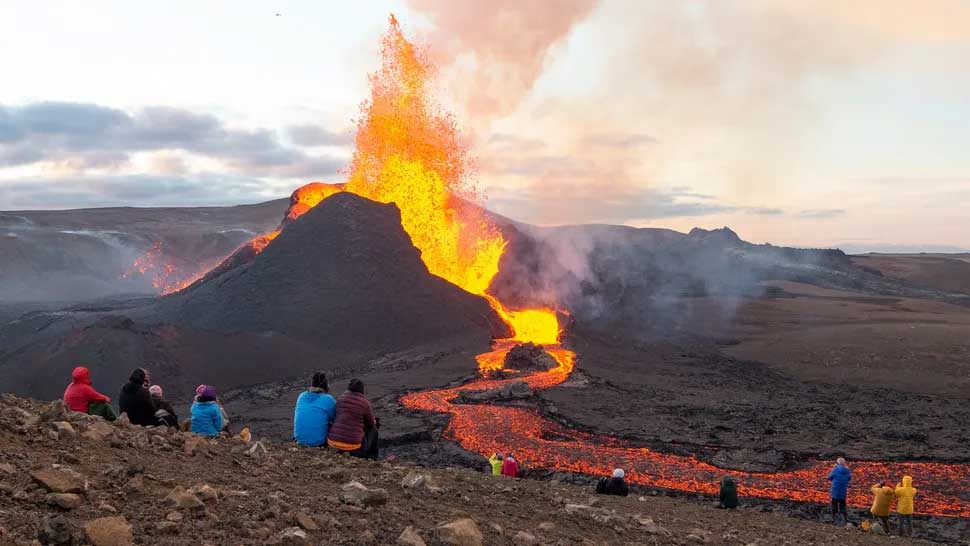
501,453,520,478
326,379,379,459
63,366,116,421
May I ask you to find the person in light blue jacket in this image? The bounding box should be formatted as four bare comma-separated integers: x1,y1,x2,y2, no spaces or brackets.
190,385,224,437
293,371,337,447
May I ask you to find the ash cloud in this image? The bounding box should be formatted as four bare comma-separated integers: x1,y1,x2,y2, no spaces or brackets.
408,0,599,119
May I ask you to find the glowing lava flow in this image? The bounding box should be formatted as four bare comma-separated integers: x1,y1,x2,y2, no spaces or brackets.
402,339,970,518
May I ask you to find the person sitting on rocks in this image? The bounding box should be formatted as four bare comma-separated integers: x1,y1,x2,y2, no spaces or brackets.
827,457,852,526
894,475,917,537
870,482,894,533
193,384,230,433
501,453,520,478
190,385,224,437
293,371,336,447
718,475,738,508
118,368,157,426
595,468,629,496
63,366,116,421
149,385,178,427
488,452,504,476
327,378,378,459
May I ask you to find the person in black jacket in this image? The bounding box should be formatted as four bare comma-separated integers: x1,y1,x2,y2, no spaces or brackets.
118,368,157,426
595,468,630,496
719,475,739,509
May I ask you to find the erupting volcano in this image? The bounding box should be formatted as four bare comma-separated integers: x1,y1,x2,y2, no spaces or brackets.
166,16,970,519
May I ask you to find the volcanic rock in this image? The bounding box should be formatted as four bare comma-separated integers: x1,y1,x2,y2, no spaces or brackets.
39,515,72,545
51,421,76,438
513,531,539,545
83,516,133,546
31,468,85,494
164,486,205,510
503,343,558,372
278,527,310,546
339,481,388,507
398,526,427,546
435,518,483,546
46,493,82,510
457,381,533,403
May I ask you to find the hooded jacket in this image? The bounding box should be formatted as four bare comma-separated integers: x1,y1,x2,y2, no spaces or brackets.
488,454,503,476
719,476,739,508
190,400,223,437
63,367,110,413
895,476,917,515
327,391,375,450
293,389,336,447
870,484,894,516
501,457,519,478
828,464,851,500
118,370,157,426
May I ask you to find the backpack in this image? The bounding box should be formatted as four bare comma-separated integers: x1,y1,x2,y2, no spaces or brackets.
595,477,609,494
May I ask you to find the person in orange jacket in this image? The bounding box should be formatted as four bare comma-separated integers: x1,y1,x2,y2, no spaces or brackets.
870,482,894,533
894,476,917,537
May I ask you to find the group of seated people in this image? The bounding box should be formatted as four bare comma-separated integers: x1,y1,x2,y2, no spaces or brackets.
293,372,379,459
63,365,229,437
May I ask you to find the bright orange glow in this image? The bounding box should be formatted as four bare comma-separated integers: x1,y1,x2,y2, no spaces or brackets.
122,241,216,295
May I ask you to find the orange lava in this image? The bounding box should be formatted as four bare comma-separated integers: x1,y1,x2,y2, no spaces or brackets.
403,343,970,518
121,241,214,295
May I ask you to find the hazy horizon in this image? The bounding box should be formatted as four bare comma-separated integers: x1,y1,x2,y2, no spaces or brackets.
2,0,968,249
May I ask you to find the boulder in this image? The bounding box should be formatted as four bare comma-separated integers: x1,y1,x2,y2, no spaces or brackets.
155,521,179,535
339,481,388,507
51,422,76,439
38,515,72,545
46,493,83,510
398,526,427,546
401,471,427,489
435,519,483,546
31,468,85,494
164,486,205,510
513,531,539,545
293,512,318,531
188,484,219,504
457,381,533,403
278,527,310,546
503,343,558,371
83,516,133,546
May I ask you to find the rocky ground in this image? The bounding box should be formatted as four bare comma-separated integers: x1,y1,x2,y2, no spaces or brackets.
0,396,953,546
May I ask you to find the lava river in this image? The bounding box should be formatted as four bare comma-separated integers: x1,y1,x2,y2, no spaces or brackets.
401,338,970,518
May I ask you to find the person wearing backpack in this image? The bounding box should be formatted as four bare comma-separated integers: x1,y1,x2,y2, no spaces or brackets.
719,476,738,508
595,468,629,496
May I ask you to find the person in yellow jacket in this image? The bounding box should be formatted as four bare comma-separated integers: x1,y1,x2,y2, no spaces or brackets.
895,475,917,537
870,482,894,533
488,452,504,476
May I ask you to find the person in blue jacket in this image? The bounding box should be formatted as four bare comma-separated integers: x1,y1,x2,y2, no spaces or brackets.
293,371,337,447
190,385,224,437
828,457,852,526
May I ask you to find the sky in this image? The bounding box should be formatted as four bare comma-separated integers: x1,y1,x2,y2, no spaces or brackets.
1,0,969,250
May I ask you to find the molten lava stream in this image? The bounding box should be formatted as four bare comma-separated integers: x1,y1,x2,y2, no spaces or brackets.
401,327,970,518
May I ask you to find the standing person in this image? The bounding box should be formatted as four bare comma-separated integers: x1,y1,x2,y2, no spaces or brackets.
719,475,739,508
148,385,178,428
118,368,157,426
327,379,379,459
827,457,852,526
190,385,223,437
293,371,336,447
63,366,116,421
870,482,894,533
894,475,917,537
488,452,504,476
501,453,520,478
